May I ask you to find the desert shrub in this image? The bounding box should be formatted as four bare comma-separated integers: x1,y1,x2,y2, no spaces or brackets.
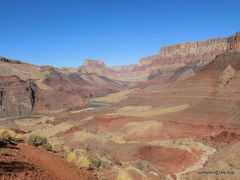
67,149,102,168
41,142,52,151
0,129,25,147
0,129,17,141
51,143,64,153
67,152,77,162
27,134,46,146
76,151,102,168
117,170,132,180
86,151,102,168
77,154,90,168
15,133,24,139
27,134,52,151
0,129,17,147
63,146,74,153
109,156,122,165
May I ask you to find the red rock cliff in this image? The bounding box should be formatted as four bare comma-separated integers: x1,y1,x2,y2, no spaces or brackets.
228,31,240,50
79,37,228,82
140,37,228,67
0,76,36,117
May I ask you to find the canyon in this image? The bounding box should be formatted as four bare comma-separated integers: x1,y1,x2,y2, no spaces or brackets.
0,31,240,180
78,37,228,84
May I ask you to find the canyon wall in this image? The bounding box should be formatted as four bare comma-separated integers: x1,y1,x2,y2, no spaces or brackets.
0,76,36,117
139,38,228,83
228,31,240,51
78,37,228,82
141,37,227,66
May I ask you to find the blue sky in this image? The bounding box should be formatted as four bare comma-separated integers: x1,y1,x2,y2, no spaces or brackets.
0,0,240,67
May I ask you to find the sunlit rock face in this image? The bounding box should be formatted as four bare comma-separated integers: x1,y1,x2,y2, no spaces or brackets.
140,37,228,67
78,37,228,83
228,31,240,51
0,76,36,117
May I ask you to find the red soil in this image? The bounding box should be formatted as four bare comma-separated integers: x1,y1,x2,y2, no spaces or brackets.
0,142,98,180
0,143,53,180
19,144,98,180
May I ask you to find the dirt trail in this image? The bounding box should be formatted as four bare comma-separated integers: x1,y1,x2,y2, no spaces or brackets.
19,144,98,180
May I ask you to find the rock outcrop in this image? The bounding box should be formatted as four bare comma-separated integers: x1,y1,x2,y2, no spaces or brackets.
80,59,111,75
82,59,105,67
219,65,236,88
0,76,36,117
228,31,240,51
0,56,24,64
143,37,228,67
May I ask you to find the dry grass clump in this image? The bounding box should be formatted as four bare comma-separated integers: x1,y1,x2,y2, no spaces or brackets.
15,133,24,139
77,151,102,168
77,154,90,167
27,134,52,151
87,151,102,168
51,143,64,153
63,146,74,153
117,170,132,180
0,129,24,147
67,152,77,162
67,150,102,168
0,129,17,141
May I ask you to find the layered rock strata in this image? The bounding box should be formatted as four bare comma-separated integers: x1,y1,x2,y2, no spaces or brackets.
78,37,228,83
0,76,36,117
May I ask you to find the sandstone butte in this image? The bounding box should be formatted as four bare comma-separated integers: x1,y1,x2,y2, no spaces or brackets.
0,31,240,180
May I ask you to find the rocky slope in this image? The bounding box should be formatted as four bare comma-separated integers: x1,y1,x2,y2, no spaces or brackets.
0,57,127,117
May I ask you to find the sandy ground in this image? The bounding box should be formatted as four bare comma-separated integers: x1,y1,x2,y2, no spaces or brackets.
89,89,135,103
108,104,189,117
121,121,163,137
